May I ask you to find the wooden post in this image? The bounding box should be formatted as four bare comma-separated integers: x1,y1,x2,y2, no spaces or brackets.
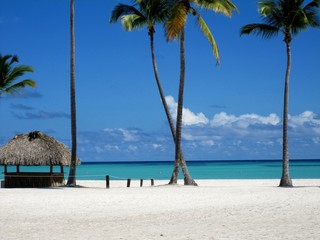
127,179,131,187
60,166,64,173
4,165,7,174
50,165,53,174
106,175,110,189
16,165,20,173
151,178,154,186
140,179,143,187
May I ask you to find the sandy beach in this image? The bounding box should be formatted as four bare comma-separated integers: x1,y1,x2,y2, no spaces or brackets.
0,179,319,240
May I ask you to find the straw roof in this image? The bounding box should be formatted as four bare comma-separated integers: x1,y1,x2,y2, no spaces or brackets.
0,131,80,166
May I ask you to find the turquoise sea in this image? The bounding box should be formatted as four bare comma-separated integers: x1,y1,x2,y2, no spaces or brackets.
1,160,319,181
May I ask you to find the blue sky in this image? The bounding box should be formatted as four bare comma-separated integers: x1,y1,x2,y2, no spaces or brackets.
1,0,319,162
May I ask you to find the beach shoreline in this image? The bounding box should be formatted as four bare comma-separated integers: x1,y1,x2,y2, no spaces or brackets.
1,179,319,240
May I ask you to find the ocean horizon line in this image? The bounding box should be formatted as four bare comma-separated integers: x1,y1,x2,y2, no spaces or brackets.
81,159,320,164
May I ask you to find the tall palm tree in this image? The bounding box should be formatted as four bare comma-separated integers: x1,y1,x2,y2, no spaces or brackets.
165,0,237,185
110,0,189,183
240,0,320,187
0,54,36,97
67,0,77,186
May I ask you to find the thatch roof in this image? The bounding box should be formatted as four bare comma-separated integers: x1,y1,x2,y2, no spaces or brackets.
0,131,80,166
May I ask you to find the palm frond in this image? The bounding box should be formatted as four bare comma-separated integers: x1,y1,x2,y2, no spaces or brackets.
240,23,280,39
287,0,320,35
110,4,144,23
196,12,220,64
9,55,19,65
194,0,238,16
146,0,171,23
121,14,147,31
259,1,278,16
3,79,36,94
165,2,188,41
0,54,13,65
303,0,320,27
6,65,34,84
0,55,36,96
259,1,284,28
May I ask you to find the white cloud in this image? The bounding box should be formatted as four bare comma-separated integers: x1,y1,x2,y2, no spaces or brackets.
210,112,280,128
104,145,119,151
94,146,104,153
152,144,162,149
165,95,209,125
76,109,320,161
103,128,139,142
200,140,215,147
312,137,320,145
289,111,320,133
127,145,138,152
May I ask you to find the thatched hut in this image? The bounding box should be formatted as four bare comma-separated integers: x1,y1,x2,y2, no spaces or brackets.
0,131,80,188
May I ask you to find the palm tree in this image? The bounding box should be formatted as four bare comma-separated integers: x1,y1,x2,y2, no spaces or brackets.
240,0,320,187
110,0,190,183
67,0,77,186
165,0,237,185
0,54,36,97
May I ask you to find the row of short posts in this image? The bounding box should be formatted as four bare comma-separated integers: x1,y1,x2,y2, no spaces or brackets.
105,175,154,189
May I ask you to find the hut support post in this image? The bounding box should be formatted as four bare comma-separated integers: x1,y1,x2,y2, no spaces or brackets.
4,165,7,174
16,165,20,173
50,165,53,174
60,166,64,173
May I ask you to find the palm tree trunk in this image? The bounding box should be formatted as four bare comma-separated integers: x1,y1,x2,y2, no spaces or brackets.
149,30,187,185
150,31,176,147
67,0,77,187
279,36,293,187
170,28,197,186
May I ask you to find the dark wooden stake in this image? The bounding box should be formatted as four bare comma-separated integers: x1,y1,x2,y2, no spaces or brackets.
151,178,154,186
127,179,131,187
106,175,110,189
140,179,143,187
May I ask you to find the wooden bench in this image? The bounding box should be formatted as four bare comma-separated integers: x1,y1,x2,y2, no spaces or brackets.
4,172,65,188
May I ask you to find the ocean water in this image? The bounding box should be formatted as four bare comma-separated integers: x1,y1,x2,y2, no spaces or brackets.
1,160,319,181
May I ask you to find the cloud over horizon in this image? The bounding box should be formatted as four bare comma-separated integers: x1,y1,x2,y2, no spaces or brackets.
72,97,320,162
12,110,70,120
165,95,209,125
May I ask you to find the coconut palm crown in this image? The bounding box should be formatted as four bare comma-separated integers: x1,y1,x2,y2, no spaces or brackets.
240,0,320,187
165,0,238,65
110,0,170,35
241,0,320,40
0,54,36,97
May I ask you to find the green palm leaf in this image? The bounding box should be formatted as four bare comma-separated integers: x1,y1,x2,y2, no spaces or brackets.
121,14,146,31
166,2,189,40
240,23,280,38
194,0,238,15
195,11,220,64
110,4,144,23
3,79,36,94
0,54,36,97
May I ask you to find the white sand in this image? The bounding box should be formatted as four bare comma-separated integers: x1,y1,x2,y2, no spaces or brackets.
0,179,319,240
